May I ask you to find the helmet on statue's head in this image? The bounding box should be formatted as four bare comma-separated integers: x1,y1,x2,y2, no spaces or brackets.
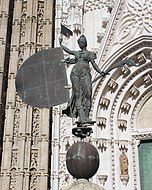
77,35,87,47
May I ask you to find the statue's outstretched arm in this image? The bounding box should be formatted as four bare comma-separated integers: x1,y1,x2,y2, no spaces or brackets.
105,58,138,73
59,37,75,55
92,58,138,84
90,56,104,75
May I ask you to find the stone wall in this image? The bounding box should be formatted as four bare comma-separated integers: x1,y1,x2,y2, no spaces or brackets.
0,1,53,189
54,0,152,190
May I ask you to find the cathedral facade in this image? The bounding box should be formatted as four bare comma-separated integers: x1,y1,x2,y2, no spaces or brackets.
1,0,152,190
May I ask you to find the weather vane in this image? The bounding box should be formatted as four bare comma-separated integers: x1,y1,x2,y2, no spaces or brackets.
15,33,139,190
16,35,138,139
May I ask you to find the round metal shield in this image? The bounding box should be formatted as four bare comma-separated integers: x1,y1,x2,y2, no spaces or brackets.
15,47,69,108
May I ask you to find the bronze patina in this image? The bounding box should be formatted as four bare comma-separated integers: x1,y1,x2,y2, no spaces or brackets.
60,35,105,125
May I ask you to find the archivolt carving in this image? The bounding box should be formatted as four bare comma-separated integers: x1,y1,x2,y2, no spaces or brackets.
143,74,152,86
118,119,127,131
120,101,131,113
107,79,118,92
121,65,130,76
109,62,152,118
93,46,152,131
93,39,152,189
96,117,106,129
96,138,107,152
131,87,152,131
129,85,140,99
93,45,152,101
99,97,110,109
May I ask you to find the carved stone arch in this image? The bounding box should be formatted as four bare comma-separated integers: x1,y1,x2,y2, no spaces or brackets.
131,88,152,189
131,87,152,132
91,35,152,189
93,35,152,82
92,36,152,136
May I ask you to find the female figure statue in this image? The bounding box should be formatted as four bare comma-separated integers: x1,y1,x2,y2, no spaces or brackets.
60,35,105,124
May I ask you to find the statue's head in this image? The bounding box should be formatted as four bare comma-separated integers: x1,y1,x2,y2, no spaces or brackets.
77,35,87,47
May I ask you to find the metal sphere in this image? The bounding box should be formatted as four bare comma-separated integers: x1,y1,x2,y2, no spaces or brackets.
66,141,99,179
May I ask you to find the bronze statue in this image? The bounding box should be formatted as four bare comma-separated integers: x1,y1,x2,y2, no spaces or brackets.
59,35,105,124
60,35,138,125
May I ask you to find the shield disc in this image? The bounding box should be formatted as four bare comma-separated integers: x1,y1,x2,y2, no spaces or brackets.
16,47,69,108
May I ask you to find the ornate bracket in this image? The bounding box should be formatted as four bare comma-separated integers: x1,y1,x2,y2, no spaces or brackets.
121,65,130,76
120,175,129,186
96,139,107,152
118,119,127,132
73,23,83,35
100,97,110,110
135,52,146,65
143,74,152,87
129,86,140,99
119,141,128,152
108,79,118,92
96,117,106,129
98,174,108,186
120,101,131,114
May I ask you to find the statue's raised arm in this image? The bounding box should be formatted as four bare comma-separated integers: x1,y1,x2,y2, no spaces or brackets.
59,36,75,55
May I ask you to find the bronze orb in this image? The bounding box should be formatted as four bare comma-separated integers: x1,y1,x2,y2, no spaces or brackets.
66,141,99,179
